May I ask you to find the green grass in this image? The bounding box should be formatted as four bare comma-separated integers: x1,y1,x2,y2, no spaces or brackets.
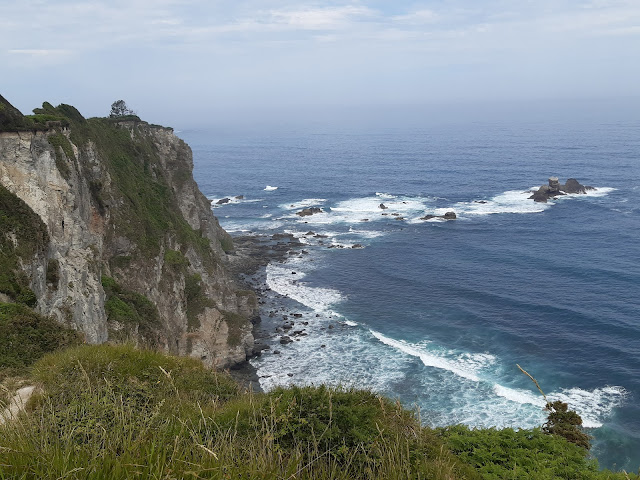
0,303,80,381
47,132,75,179
0,344,478,479
1,344,636,479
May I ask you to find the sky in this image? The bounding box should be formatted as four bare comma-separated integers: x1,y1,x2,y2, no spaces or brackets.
1,0,639,127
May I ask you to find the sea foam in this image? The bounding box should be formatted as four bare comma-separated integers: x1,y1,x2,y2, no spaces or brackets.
266,259,344,313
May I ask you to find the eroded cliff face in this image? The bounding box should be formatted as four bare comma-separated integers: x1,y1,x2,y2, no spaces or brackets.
0,102,257,368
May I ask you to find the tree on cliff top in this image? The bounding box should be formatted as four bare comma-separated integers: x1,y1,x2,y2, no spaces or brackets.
109,99,135,118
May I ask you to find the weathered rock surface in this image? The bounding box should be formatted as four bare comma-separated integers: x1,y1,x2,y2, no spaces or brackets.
420,211,457,221
529,177,594,203
296,207,323,216
0,98,256,369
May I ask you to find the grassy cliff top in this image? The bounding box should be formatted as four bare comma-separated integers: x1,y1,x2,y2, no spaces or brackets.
0,343,635,480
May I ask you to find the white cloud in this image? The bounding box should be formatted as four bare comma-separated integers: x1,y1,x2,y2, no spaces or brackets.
392,9,439,25
268,6,376,30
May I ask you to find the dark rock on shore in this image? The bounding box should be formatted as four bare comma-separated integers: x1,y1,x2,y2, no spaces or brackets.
296,207,323,216
529,177,594,203
280,336,293,345
216,197,231,205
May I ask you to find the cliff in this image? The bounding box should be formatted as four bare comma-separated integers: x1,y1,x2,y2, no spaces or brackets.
0,96,257,368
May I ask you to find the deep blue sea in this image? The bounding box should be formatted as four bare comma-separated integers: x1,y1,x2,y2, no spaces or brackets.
182,107,640,471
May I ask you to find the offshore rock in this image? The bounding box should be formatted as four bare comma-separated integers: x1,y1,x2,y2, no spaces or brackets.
296,207,323,217
420,211,457,221
529,177,594,202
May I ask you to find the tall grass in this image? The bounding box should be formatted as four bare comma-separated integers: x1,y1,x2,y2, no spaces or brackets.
0,344,637,479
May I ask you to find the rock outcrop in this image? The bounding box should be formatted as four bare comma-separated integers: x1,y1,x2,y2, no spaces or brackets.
529,177,594,203
296,207,323,217
0,96,257,368
420,211,457,221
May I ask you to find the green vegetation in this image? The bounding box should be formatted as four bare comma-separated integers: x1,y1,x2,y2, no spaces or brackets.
45,259,59,287
0,303,80,380
0,184,48,306
440,425,607,480
185,273,215,330
0,96,76,132
1,344,634,479
222,310,247,347
164,248,189,267
47,132,76,179
220,233,234,253
101,276,161,345
66,113,216,264
544,399,592,449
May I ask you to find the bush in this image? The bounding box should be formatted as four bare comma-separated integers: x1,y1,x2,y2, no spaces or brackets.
101,276,161,345
544,400,592,449
437,425,634,480
0,302,80,380
46,258,59,287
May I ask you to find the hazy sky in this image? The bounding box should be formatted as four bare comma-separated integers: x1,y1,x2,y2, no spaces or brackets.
2,0,639,127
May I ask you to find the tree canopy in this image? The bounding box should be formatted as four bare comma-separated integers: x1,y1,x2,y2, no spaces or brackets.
109,100,135,118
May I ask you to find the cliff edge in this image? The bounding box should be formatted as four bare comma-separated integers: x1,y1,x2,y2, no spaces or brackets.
0,96,257,368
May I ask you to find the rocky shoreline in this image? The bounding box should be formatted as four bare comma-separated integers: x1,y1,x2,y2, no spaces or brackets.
223,233,305,392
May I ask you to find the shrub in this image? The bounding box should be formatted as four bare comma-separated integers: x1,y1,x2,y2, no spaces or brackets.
0,302,80,380
544,400,592,449
101,276,161,345
46,258,59,287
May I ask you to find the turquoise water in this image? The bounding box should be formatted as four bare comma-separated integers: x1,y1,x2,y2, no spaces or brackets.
183,112,640,471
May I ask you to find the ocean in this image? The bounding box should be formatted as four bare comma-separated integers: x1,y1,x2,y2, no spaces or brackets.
181,105,640,471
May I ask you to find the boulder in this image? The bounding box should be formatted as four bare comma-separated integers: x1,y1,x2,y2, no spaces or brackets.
379,203,388,210
234,195,244,200
564,178,594,194
279,336,293,345
216,197,231,205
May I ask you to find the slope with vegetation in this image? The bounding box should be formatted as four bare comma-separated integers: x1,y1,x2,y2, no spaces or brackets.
0,94,256,369
0,343,636,480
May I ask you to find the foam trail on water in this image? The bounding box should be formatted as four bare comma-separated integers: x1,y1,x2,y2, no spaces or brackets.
266,260,344,312
549,386,627,428
370,330,480,382
281,199,327,210
371,330,626,429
